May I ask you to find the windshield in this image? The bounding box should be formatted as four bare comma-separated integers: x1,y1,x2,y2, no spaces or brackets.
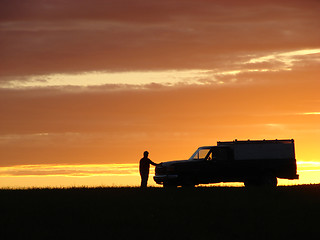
189,147,211,160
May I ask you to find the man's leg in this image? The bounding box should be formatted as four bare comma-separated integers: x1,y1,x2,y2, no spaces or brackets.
140,172,149,188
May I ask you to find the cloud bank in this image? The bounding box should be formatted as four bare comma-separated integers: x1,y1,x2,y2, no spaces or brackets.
1,0,319,80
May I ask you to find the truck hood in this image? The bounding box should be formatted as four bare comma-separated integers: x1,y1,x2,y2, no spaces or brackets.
160,160,189,167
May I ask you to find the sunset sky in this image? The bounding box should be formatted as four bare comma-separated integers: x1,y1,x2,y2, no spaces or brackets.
1,0,320,187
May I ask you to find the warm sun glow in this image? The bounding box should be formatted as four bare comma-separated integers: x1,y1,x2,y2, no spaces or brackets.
0,164,142,188
0,160,319,188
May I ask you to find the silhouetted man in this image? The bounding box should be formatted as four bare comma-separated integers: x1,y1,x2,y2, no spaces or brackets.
139,151,158,188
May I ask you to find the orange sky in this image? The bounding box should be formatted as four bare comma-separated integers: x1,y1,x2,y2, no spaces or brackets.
0,0,319,187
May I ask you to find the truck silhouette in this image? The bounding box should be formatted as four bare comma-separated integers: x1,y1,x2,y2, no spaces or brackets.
154,139,299,187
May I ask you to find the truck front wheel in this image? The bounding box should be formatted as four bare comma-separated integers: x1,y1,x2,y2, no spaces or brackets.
244,179,257,187
163,182,177,189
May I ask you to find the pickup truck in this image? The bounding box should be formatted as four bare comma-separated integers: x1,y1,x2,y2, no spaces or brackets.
154,139,299,187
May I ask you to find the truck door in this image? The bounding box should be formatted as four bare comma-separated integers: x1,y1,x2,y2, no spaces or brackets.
204,146,234,181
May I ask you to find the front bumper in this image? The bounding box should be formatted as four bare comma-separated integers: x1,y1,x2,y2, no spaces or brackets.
287,174,299,180
154,174,179,184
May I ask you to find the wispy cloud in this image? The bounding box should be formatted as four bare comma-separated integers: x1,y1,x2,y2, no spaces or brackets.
297,161,320,173
301,112,320,115
247,49,320,64
0,70,216,89
0,164,139,177
246,48,320,71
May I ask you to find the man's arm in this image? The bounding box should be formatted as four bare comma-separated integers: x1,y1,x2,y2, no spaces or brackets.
148,159,158,166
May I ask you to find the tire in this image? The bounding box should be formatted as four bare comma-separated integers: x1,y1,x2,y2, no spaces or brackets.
244,175,277,188
181,179,195,188
244,179,257,187
263,174,277,188
163,182,177,189
181,184,195,188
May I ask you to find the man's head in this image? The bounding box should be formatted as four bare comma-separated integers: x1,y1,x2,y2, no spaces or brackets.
143,151,149,157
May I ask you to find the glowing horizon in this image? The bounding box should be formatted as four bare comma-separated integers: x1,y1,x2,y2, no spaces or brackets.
0,160,319,188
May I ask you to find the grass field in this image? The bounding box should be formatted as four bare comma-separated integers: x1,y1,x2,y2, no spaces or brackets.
0,185,319,240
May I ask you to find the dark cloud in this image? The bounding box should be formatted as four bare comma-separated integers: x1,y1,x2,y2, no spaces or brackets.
1,0,319,78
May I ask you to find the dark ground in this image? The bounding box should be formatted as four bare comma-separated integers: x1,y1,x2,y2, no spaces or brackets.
0,185,319,240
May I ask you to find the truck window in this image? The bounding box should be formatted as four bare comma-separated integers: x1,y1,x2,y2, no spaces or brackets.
189,148,211,160
207,151,213,161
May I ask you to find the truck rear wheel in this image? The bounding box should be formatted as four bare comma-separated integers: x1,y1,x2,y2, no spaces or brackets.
263,175,277,187
244,175,277,188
